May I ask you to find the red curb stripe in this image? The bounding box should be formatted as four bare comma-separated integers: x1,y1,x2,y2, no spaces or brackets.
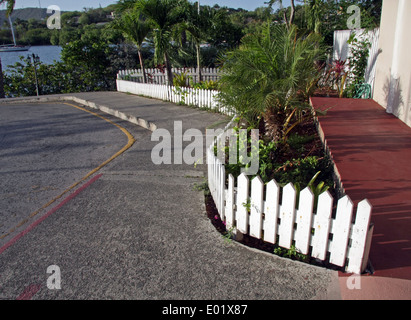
0,174,103,255
16,284,42,300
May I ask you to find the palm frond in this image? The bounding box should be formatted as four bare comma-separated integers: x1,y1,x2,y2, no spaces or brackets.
0,0,15,16
219,22,325,136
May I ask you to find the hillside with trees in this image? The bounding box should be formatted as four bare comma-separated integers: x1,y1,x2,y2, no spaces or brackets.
2,0,382,97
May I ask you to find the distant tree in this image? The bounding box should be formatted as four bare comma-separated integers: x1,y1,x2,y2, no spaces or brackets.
111,9,151,83
3,38,118,97
267,0,296,27
179,2,213,82
134,0,187,86
78,13,90,25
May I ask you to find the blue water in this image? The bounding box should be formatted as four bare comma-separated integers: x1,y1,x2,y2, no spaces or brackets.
0,45,62,71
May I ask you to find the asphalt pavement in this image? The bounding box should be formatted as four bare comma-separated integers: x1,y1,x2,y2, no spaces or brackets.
0,93,341,301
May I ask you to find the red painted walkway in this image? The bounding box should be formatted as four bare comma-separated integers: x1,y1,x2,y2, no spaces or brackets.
311,97,411,286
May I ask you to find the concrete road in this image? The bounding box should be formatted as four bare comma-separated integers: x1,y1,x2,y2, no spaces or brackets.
0,97,341,301
0,102,129,246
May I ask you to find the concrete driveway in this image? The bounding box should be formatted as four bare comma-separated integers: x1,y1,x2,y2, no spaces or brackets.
0,94,341,300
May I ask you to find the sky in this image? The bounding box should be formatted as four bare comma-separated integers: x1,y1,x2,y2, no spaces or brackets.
4,0,292,12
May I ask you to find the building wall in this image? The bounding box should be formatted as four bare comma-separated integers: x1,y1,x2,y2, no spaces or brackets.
373,0,411,127
333,28,380,96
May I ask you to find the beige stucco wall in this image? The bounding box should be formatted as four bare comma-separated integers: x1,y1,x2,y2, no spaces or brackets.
373,0,411,127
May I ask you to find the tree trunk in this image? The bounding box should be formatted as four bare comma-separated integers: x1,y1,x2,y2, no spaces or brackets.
283,9,289,28
164,52,173,86
196,43,202,83
138,49,147,84
289,0,295,26
263,108,283,142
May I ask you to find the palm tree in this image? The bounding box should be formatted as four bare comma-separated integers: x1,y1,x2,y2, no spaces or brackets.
219,23,325,141
0,0,15,98
179,2,212,83
111,10,152,83
0,0,15,16
135,0,186,86
267,0,296,27
306,0,324,34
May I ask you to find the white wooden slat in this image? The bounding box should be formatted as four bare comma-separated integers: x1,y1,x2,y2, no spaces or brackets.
218,161,225,216
250,176,264,239
346,199,373,274
236,173,249,234
294,187,314,255
311,191,333,261
329,195,354,267
225,174,235,229
215,158,220,214
263,179,280,244
278,183,296,249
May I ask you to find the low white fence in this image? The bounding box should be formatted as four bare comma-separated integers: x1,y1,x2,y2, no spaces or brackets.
116,79,233,115
117,76,374,274
117,67,221,85
207,133,374,275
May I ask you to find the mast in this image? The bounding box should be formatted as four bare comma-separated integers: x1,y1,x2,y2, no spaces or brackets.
8,15,17,46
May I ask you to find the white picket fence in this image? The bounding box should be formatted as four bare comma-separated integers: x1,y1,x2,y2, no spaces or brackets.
116,79,233,115
117,72,374,274
117,67,220,84
207,133,374,275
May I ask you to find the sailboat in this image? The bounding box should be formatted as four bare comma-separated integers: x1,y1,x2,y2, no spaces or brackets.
0,15,30,52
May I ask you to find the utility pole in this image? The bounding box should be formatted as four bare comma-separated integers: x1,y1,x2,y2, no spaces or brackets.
33,54,40,96
0,58,5,99
28,53,40,96
196,0,202,83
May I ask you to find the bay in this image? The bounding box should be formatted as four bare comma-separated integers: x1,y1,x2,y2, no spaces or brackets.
0,45,62,72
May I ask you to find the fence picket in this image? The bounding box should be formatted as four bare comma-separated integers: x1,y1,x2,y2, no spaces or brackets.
218,161,225,217
236,173,249,234
294,187,314,255
346,199,372,274
263,179,280,244
311,191,333,260
329,195,354,267
225,174,235,229
250,176,264,239
278,183,296,249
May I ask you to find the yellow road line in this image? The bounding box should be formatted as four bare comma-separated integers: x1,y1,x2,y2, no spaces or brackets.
0,102,136,240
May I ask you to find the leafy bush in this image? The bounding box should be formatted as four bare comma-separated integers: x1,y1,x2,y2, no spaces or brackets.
173,71,191,87
3,38,120,97
344,32,371,98
192,80,219,90
218,22,325,141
